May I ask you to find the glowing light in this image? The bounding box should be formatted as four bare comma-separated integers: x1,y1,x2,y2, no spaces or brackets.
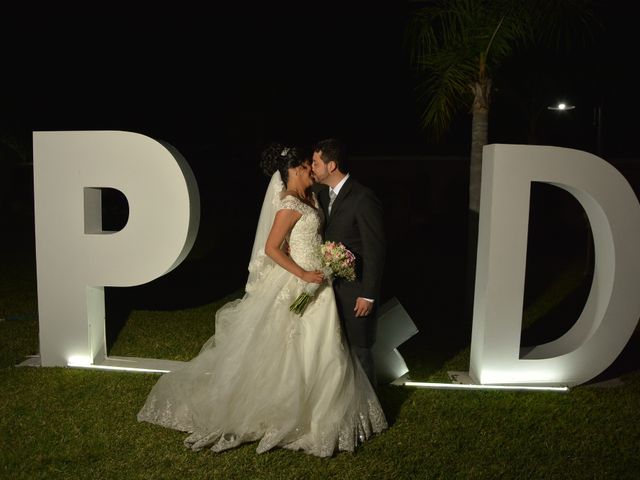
67,355,171,373
67,355,93,365
67,361,170,374
547,102,575,111
403,381,569,393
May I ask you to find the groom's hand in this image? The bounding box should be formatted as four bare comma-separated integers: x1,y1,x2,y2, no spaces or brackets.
354,297,374,317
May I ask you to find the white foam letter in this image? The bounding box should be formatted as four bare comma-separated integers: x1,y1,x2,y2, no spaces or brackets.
33,131,200,367
470,144,640,386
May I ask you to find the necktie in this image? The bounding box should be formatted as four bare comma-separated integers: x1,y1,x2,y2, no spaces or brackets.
328,189,337,214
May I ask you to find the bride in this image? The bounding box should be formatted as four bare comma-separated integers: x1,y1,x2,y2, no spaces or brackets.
137,143,387,457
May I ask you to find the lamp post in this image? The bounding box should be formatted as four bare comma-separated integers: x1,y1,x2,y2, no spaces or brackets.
546,101,577,149
593,105,603,157
548,101,603,157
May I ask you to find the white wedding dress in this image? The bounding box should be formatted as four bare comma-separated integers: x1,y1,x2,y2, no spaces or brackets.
137,175,387,457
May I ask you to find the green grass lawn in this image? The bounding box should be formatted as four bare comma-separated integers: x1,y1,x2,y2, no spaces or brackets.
1,248,640,479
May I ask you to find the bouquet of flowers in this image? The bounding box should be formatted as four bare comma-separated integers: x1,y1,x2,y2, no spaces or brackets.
319,240,357,281
289,241,356,316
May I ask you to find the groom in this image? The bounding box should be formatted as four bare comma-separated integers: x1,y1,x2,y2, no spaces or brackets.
312,138,385,388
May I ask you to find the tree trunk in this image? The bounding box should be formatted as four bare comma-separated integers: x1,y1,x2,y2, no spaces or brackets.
469,79,491,213
464,78,491,325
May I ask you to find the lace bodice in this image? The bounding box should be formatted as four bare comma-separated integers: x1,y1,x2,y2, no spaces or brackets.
279,194,323,271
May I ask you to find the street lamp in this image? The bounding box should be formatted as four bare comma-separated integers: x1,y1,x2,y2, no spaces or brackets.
547,101,603,156
547,102,576,111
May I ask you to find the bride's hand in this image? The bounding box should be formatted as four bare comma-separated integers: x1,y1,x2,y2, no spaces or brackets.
301,270,324,284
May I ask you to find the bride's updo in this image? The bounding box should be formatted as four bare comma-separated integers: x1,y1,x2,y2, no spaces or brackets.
260,142,310,185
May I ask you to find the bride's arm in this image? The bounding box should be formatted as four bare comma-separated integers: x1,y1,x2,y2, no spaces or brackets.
265,210,323,284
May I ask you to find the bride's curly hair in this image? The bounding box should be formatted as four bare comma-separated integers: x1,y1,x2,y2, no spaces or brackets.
260,142,310,185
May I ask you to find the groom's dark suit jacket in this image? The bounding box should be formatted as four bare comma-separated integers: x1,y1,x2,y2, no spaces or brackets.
317,177,385,348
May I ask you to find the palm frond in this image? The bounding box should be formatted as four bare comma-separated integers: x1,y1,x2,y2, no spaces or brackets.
414,50,478,138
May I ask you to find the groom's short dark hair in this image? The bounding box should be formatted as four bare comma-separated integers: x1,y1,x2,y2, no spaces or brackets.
314,138,350,174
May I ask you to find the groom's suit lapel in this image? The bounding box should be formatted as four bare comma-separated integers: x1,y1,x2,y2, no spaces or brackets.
319,188,330,222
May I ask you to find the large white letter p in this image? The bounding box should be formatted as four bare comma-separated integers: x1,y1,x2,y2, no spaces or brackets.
33,131,200,367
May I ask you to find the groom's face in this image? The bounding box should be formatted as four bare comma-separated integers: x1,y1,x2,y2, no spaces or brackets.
312,151,330,184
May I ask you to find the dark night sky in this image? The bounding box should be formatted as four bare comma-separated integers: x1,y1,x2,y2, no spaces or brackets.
3,6,427,157
1,3,637,160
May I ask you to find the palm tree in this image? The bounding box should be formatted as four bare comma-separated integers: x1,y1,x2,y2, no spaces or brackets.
406,0,598,213
406,0,599,322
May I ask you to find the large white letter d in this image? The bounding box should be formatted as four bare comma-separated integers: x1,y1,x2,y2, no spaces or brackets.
470,144,640,386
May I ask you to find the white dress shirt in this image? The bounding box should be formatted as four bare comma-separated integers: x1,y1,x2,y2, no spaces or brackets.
330,173,350,197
